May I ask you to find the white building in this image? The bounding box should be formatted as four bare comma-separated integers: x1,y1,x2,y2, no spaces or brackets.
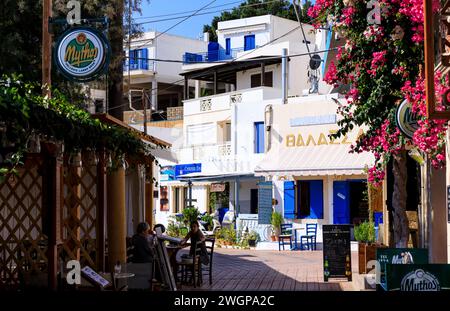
156,15,341,238
123,31,208,124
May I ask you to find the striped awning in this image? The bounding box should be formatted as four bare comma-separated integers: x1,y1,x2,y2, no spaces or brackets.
254,144,374,177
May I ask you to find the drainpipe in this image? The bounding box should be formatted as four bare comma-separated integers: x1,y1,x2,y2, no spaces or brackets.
281,48,288,104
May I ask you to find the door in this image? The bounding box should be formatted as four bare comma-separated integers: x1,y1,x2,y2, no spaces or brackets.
333,181,350,224
244,35,255,51
250,189,258,214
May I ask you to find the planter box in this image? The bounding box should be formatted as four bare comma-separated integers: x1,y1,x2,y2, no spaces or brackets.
358,243,378,274
248,240,256,247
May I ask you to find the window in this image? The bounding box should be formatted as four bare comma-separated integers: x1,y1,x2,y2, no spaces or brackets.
244,34,255,51
254,122,265,154
160,186,169,211
223,122,231,142
251,72,273,88
174,187,181,213
128,48,148,70
225,38,231,55
296,180,323,219
250,189,258,214
94,99,104,113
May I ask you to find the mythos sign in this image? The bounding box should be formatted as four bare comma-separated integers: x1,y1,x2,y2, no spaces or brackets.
54,27,110,82
396,99,419,139
400,269,440,291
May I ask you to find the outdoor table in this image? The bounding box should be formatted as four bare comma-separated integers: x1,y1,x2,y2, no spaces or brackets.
291,227,305,251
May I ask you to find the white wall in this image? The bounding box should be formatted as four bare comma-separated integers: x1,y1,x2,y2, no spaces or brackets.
129,31,208,84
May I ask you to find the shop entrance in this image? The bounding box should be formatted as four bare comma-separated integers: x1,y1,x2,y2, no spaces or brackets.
333,180,368,225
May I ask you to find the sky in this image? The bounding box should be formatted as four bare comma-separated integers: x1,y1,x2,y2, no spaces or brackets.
135,0,248,39
135,0,314,39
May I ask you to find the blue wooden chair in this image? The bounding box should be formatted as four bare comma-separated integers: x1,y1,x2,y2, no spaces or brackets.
278,223,293,251
300,224,317,250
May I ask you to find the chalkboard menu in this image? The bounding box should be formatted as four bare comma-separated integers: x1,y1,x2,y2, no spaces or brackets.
322,225,352,282
258,181,273,225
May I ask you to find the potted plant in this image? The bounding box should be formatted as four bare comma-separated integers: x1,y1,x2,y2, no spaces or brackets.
270,211,283,241
354,217,377,274
248,230,260,247
182,206,200,225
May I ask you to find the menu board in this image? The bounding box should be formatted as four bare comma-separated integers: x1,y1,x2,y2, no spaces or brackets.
258,181,273,225
322,225,352,282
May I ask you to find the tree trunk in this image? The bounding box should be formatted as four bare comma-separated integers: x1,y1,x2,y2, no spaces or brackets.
391,150,409,248
107,0,124,121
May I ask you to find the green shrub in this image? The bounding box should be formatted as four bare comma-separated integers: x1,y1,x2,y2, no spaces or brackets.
270,211,283,232
354,221,375,243
201,214,213,230
182,206,200,225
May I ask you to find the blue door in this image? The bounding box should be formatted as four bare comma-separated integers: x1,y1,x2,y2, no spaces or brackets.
225,38,231,55
333,181,350,224
244,35,255,51
283,181,295,219
254,122,265,153
309,180,324,219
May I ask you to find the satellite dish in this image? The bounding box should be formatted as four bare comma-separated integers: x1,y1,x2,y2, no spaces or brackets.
309,54,322,70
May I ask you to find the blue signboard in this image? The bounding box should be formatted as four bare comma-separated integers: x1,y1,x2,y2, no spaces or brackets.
175,163,202,178
258,181,273,225
160,166,175,181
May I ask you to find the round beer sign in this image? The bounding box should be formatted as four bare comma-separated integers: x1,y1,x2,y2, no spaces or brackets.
396,99,419,139
54,27,110,82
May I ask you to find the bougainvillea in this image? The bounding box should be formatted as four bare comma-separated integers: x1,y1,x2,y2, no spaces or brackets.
309,0,447,185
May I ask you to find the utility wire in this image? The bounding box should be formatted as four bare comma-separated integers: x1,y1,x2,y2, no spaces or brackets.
133,0,218,49
108,46,341,113
134,0,283,25
293,0,312,59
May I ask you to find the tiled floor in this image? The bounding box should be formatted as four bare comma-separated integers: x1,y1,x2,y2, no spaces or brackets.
180,248,358,291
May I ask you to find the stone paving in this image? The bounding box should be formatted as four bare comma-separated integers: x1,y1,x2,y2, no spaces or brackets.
180,248,358,291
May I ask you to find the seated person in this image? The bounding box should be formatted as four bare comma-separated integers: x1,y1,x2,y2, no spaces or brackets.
131,222,155,263
181,221,209,265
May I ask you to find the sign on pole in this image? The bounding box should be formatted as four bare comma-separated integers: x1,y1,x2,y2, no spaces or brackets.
54,27,110,82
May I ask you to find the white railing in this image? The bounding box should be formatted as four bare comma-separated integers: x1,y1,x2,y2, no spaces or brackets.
176,142,232,162
183,87,281,116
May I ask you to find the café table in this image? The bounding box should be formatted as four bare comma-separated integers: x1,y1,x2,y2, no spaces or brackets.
290,227,305,251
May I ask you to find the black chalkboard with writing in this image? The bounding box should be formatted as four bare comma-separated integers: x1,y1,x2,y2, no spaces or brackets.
322,225,352,282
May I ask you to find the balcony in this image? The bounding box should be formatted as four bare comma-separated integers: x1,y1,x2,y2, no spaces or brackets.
123,60,155,78
183,87,281,116
183,46,259,64
177,142,232,162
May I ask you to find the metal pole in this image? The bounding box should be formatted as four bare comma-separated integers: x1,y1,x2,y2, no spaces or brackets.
142,90,147,134
281,48,288,104
42,0,52,97
188,180,193,207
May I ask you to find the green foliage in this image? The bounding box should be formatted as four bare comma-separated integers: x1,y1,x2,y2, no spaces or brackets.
182,206,200,225
0,75,157,177
201,214,213,230
354,221,376,244
217,226,237,245
203,0,312,42
270,211,283,230
248,230,260,242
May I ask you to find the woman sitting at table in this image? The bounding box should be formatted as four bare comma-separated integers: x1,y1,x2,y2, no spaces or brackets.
131,222,155,263
180,221,209,265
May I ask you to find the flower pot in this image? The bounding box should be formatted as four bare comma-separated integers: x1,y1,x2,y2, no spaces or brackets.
248,239,256,247
358,242,379,274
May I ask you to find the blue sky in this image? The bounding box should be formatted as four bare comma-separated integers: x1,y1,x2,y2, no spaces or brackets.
135,0,247,39
135,0,314,39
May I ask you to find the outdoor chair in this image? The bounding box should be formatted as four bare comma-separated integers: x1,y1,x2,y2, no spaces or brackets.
176,241,203,288
278,223,293,251
300,224,318,250
199,237,215,285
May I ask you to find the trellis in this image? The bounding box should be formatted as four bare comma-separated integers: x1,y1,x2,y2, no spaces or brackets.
0,157,47,289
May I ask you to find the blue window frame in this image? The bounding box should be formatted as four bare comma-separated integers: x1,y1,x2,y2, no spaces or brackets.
225,38,231,55
244,35,255,51
296,180,324,219
254,122,265,154
128,48,149,70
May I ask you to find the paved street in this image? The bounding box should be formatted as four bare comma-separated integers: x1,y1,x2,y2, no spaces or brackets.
181,248,358,291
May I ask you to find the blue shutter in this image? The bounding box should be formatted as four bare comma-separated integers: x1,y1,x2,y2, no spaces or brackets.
141,48,148,70
226,38,231,55
244,35,255,51
333,181,350,224
129,50,135,69
309,180,324,219
254,122,265,153
283,181,295,219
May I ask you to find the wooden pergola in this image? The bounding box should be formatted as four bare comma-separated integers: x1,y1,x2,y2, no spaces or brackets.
0,113,170,290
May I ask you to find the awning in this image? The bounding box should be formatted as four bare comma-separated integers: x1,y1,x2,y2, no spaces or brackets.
177,171,257,182
254,144,374,177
